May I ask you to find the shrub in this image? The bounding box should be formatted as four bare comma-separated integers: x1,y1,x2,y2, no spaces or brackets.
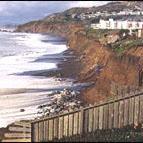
111,38,143,54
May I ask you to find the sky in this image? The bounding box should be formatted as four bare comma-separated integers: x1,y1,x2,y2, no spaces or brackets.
0,1,110,25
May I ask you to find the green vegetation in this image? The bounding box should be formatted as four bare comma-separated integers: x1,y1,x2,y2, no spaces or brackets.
85,28,122,42
119,29,130,39
111,39,143,54
85,28,143,55
53,127,143,142
93,29,113,39
83,28,143,55
22,20,39,26
85,28,113,39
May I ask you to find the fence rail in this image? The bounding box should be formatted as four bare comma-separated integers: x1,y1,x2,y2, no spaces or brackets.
2,121,31,142
31,89,143,142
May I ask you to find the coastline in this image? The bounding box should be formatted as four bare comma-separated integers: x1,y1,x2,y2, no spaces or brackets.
1,20,143,139
15,21,143,104
0,34,90,140
26,48,91,119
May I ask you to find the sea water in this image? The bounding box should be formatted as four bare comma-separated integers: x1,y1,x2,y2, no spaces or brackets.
0,32,83,127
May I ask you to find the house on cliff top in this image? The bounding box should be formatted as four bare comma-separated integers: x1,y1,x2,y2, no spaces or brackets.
91,18,143,37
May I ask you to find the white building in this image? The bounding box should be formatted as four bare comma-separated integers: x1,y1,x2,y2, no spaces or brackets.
91,18,143,30
91,18,143,37
117,10,142,16
79,10,143,20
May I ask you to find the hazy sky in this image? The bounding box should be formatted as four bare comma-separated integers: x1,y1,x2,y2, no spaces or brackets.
0,1,110,25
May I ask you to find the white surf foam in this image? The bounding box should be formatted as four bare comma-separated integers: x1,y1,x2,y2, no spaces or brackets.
0,32,67,88
0,32,71,127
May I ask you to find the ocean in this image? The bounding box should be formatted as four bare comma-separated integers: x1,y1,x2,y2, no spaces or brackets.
0,32,85,127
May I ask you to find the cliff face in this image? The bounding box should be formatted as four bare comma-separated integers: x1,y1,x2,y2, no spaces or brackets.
16,21,84,38
68,32,140,103
15,22,143,104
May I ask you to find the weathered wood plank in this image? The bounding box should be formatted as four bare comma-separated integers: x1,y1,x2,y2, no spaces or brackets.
79,109,84,135
103,104,108,129
39,121,44,141
72,113,74,136
73,112,78,135
88,108,93,132
63,115,68,137
53,117,58,139
139,95,143,123
68,114,73,137
102,105,105,129
31,123,34,142
42,121,46,141
118,100,124,128
58,117,63,139
78,111,81,135
84,109,89,133
108,103,114,129
33,123,39,142
2,138,31,142
134,96,140,126
9,126,31,133
123,99,129,126
138,95,141,125
48,119,54,141
128,97,134,125
4,133,31,138
93,107,99,130
45,120,49,141
13,122,31,128
92,107,96,131
99,106,103,130
113,101,119,128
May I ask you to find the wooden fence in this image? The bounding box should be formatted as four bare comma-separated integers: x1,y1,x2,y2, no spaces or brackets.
2,121,31,142
31,89,143,142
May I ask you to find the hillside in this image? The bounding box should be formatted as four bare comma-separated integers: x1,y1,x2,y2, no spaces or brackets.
16,1,143,27
43,7,89,22
42,1,143,23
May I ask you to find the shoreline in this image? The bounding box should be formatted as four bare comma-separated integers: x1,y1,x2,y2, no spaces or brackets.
22,48,91,119
1,22,143,141
0,38,91,139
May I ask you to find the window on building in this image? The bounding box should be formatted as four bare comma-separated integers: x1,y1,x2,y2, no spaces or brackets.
136,23,139,27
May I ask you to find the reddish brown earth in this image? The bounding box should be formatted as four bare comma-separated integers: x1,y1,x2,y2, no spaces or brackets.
68,32,141,104
16,22,143,104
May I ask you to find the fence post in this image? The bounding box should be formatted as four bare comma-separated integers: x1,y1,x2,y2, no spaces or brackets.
80,108,85,137
31,123,34,142
23,124,26,140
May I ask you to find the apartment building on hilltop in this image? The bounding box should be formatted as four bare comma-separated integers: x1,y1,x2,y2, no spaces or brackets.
91,18,143,37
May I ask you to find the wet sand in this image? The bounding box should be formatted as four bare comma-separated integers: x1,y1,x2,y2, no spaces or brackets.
16,49,81,79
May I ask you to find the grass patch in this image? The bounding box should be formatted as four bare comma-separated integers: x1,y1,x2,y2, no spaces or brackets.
80,28,143,55
111,39,143,54
85,28,120,42
86,28,111,39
